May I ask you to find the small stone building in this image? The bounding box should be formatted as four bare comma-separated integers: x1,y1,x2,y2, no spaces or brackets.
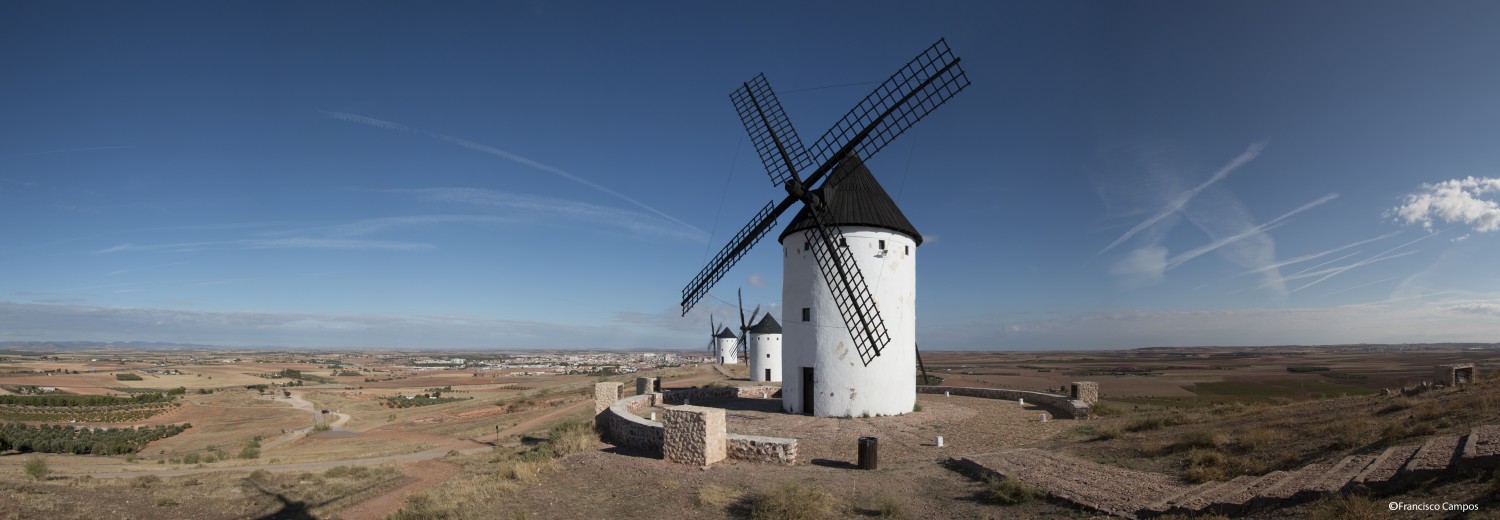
1435,363,1477,387
1071,382,1099,405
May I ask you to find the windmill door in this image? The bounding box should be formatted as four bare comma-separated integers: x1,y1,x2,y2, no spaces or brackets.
801,367,815,415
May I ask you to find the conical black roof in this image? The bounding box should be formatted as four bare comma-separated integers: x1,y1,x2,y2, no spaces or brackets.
777,154,921,245
747,314,782,334
714,327,738,339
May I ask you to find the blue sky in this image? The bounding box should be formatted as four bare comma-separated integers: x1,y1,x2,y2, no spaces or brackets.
4,1,1500,350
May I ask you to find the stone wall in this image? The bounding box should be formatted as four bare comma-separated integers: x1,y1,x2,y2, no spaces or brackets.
918,385,1091,419
661,385,782,405
635,377,658,396
727,434,797,464
594,382,623,415
596,393,663,454
592,387,798,465
1435,364,1477,387
1070,382,1099,405
663,406,727,466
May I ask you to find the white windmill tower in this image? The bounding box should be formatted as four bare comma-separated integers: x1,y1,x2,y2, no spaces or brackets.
747,314,783,382
714,327,739,365
679,39,968,417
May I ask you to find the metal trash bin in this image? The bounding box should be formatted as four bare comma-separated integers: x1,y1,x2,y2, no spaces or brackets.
857,436,878,470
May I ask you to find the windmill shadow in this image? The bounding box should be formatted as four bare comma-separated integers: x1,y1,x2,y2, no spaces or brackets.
809,458,859,469
246,477,381,520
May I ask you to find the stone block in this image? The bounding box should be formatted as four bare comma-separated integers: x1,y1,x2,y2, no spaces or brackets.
635,377,658,396
663,405,727,466
594,382,623,416
1070,382,1099,405
1435,363,1477,387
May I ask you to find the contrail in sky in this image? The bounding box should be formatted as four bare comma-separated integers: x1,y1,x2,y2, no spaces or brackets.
1098,141,1267,255
1164,192,1338,270
320,111,705,235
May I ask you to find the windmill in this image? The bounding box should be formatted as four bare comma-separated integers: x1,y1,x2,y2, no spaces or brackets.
735,288,762,365
680,39,969,416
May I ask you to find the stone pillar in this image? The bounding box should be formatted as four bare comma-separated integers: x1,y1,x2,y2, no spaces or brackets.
594,382,623,416
636,377,658,396
663,405,727,466
1070,382,1099,405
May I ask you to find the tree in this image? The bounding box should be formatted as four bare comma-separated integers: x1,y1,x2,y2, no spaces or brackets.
24,455,48,480
283,390,291,398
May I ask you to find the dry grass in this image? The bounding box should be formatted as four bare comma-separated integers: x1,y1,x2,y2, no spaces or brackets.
542,420,598,457
749,480,844,520
1178,429,1230,450
978,475,1043,505
868,491,906,518
695,483,744,509
1236,428,1284,451
1306,493,1385,520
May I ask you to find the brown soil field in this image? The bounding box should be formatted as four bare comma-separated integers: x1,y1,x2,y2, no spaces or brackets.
3,347,1497,519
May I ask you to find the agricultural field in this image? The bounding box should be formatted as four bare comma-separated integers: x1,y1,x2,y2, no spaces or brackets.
1,344,1497,519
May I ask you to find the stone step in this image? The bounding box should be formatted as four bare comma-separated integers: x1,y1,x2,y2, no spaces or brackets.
1355,444,1420,484
1309,455,1378,493
1261,462,1331,499
1404,435,1462,473
1184,475,1257,510
1217,470,1289,506
1461,425,1500,460
963,449,1186,518
1203,473,1268,508
1142,482,1216,513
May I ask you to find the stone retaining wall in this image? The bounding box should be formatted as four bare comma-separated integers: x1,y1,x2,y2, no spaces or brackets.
597,393,664,454
661,385,782,405
593,384,797,465
727,434,797,465
918,385,1091,419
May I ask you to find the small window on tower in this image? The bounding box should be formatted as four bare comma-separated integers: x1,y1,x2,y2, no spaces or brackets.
878,239,885,249
905,245,910,255
801,308,810,322
839,238,847,247
803,241,810,251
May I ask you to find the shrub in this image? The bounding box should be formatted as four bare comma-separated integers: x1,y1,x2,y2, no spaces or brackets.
1126,416,1168,432
24,455,48,480
912,403,923,412
872,492,905,518
1327,419,1366,449
182,453,200,464
239,446,260,459
131,475,161,488
751,480,843,520
543,420,597,457
1378,398,1414,415
1237,428,1284,451
1091,402,1121,416
1179,430,1230,450
979,475,1042,505
695,484,744,509
313,423,331,432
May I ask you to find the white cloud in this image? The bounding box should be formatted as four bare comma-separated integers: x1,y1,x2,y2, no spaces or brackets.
747,273,767,287
926,296,1498,350
1449,302,1500,316
0,301,649,349
1391,176,1500,232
